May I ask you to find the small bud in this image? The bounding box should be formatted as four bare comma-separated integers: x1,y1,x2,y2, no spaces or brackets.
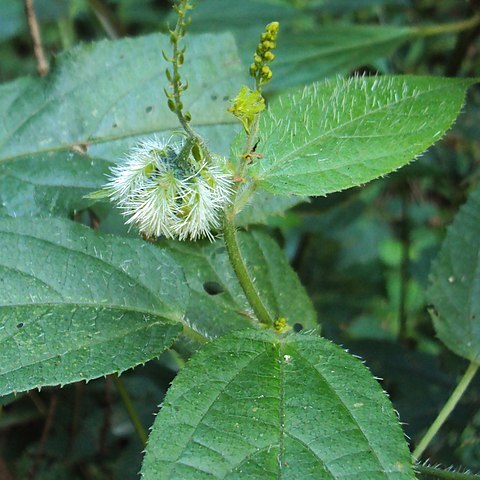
168,99,176,112
263,51,275,62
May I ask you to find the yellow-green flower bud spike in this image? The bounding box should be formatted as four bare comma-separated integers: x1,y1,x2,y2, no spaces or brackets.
249,21,279,89
227,86,265,134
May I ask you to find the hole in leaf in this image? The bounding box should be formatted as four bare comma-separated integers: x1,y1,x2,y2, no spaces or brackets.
293,323,303,332
203,281,224,295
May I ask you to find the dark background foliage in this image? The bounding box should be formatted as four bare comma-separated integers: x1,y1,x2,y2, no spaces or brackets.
0,0,479,478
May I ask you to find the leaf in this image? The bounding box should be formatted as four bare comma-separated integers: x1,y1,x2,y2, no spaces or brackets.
0,32,242,216
0,306,182,396
245,76,475,196
428,187,480,361
236,191,306,226
165,229,317,339
0,152,110,217
142,329,414,479
0,216,188,395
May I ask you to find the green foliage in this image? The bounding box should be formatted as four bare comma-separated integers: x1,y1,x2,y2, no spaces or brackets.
166,230,318,340
247,76,474,196
142,329,414,479
2,0,480,478
0,216,187,395
428,187,480,361
0,31,242,217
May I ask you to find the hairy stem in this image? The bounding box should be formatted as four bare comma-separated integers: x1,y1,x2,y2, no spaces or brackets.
417,464,480,479
169,1,201,143
112,374,147,448
223,212,274,327
413,361,479,459
414,12,480,37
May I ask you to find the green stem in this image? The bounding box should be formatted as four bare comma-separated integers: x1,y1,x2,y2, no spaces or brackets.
170,1,201,143
417,464,480,479
223,212,274,327
88,0,121,40
112,374,148,448
414,13,480,37
413,361,479,459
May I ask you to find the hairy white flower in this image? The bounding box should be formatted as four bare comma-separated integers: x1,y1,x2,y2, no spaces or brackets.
105,138,233,241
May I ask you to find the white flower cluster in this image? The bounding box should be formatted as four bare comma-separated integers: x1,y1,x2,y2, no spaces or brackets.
106,138,233,241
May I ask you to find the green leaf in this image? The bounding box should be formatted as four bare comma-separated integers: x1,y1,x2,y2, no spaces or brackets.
142,329,414,479
0,305,181,396
166,230,317,339
0,152,110,217
246,76,475,196
0,217,188,395
0,32,242,216
236,191,306,226
428,187,480,361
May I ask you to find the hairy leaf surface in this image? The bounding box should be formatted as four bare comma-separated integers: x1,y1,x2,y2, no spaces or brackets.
0,217,187,395
428,187,480,360
142,329,414,479
248,76,474,196
0,32,242,217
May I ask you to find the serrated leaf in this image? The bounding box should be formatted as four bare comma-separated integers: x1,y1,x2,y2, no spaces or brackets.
245,76,475,196
0,305,182,396
165,229,317,339
0,32,242,217
0,217,188,395
142,329,414,479
428,187,480,361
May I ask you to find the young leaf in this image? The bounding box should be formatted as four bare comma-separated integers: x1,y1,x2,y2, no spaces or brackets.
142,329,414,479
166,229,317,339
0,217,188,396
428,187,480,361
0,32,242,217
246,76,475,196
